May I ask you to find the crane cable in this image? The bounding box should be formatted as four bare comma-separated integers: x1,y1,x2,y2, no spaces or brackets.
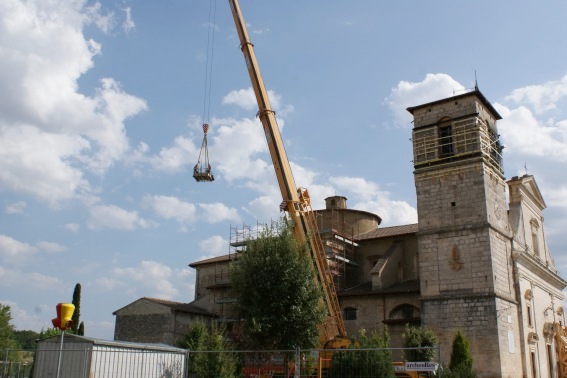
194,0,217,182
202,0,217,126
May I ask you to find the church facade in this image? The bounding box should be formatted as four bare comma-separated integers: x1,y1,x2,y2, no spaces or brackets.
114,90,566,378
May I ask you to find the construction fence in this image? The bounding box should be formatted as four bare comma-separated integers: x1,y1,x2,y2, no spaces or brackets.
1,346,441,378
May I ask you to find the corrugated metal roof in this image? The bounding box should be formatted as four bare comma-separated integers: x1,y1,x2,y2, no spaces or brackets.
38,333,186,352
357,223,418,240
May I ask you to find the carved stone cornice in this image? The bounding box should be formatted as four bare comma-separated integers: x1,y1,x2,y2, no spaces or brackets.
512,250,567,290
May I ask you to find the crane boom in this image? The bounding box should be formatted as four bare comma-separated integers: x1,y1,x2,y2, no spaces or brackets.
227,0,347,346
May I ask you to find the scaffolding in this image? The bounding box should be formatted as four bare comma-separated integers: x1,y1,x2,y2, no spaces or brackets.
229,222,265,256
316,209,359,290
412,116,503,174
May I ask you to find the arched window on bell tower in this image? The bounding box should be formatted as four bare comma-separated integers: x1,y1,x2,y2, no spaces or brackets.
438,117,454,158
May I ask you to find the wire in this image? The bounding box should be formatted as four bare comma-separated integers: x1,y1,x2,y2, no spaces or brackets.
201,0,217,125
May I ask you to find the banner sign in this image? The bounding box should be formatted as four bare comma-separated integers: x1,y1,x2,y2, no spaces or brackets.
405,361,439,372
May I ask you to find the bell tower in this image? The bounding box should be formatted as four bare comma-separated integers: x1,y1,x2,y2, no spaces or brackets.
408,89,522,377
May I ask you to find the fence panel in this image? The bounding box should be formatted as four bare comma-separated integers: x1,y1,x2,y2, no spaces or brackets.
186,347,440,378
2,346,438,378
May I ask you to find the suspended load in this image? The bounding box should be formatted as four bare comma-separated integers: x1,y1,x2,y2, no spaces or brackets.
193,123,214,182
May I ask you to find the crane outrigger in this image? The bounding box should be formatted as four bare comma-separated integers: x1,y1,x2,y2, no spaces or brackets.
227,0,348,349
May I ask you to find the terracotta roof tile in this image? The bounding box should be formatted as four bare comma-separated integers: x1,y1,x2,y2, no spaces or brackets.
357,223,418,240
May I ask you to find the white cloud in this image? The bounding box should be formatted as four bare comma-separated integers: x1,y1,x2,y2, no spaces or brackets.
244,195,281,222
222,87,294,116
495,104,567,162
95,276,127,292
0,266,61,289
65,223,81,232
0,300,46,332
198,235,229,260
0,124,91,207
329,176,380,202
145,195,241,229
147,136,199,173
122,7,135,34
0,0,147,207
88,204,157,231
0,234,37,265
330,176,417,226
112,260,179,299
37,241,67,254
222,88,258,110
198,203,241,224
84,2,116,34
144,195,197,231
209,116,271,182
385,73,466,127
5,201,26,214
544,185,567,210
505,74,567,114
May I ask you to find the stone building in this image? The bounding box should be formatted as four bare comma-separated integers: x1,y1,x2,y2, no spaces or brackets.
113,89,566,377
113,297,215,345
407,89,566,377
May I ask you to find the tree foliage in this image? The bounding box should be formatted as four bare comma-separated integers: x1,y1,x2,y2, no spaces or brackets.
328,328,395,378
402,325,437,362
437,330,476,378
0,304,19,350
13,330,39,350
229,221,326,350
177,321,238,378
71,283,82,334
449,331,473,371
38,328,61,340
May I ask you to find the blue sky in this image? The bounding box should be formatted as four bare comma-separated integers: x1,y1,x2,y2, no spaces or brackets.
1,0,566,340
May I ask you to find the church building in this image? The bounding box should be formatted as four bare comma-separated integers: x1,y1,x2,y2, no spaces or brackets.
114,89,566,378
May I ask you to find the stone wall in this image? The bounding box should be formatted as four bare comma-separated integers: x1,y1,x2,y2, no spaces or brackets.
114,313,173,344
340,291,420,348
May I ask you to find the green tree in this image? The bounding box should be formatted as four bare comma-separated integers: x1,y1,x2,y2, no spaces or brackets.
38,328,61,340
177,321,238,378
402,325,437,362
328,328,395,378
437,330,476,378
229,221,326,350
71,283,82,334
13,330,39,349
449,331,473,371
0,305,19,350
0,304,23,365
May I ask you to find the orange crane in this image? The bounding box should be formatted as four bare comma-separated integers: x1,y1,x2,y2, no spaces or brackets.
227,0,348,349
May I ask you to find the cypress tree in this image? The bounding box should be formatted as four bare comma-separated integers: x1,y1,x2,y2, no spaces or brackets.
449,331,474,374
71,283,81,334
443,331,476,378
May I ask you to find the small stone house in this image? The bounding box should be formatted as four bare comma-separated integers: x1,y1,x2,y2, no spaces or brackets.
113,297,215,345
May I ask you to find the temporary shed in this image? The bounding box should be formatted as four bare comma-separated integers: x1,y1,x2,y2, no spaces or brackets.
34,334,187,378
